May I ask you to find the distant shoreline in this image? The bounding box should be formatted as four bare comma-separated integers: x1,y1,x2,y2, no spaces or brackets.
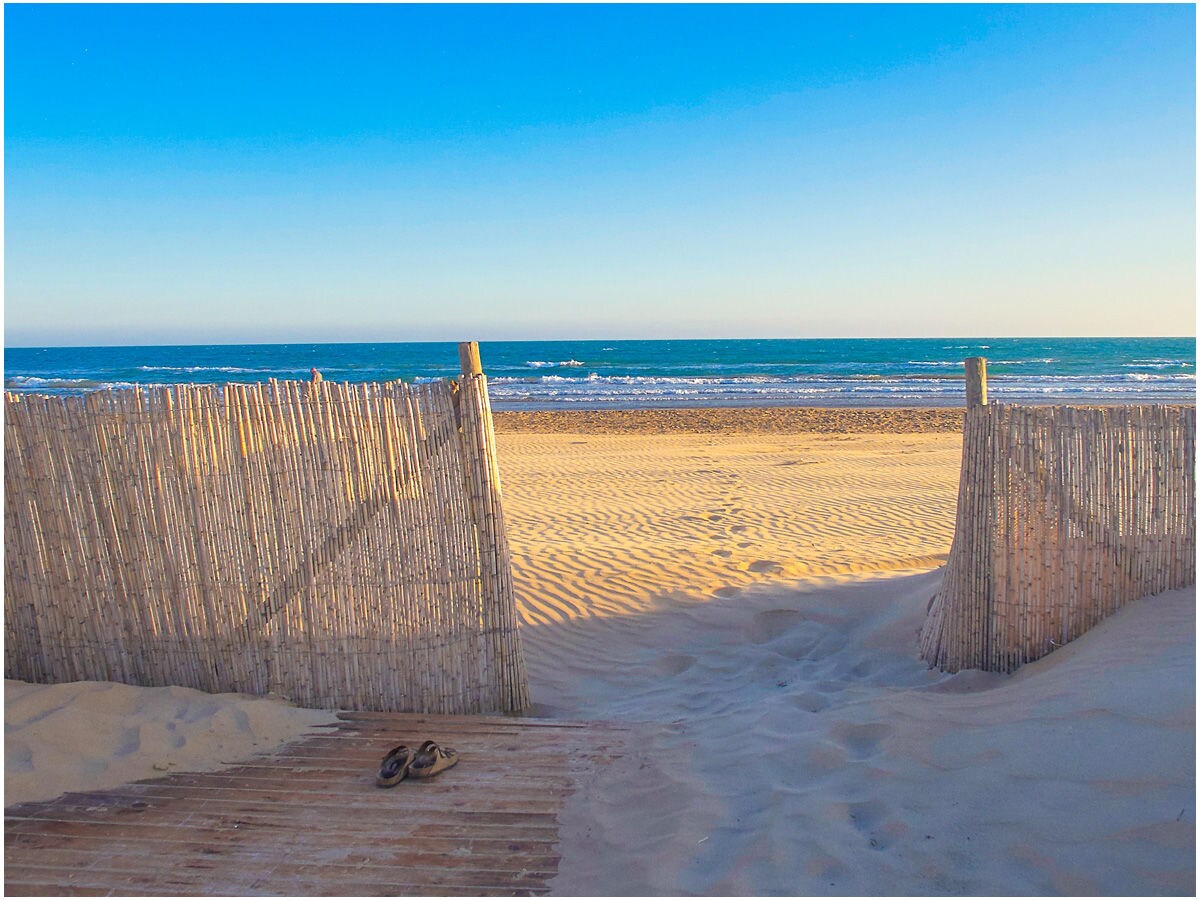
492,403,1200,434
6,336,1194,407
493,406,965,434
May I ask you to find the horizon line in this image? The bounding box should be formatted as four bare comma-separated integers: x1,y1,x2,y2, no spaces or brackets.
5,334,1197,352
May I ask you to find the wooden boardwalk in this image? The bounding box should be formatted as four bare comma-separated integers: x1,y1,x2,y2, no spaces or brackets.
5,711,628,896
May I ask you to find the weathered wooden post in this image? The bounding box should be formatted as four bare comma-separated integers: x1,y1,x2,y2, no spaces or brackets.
458,341,484,378
454,340,530,712
965,357,988,408
922,355,995,671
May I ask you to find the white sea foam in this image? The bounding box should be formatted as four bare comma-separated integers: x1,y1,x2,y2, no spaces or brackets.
486,369,1196,408
6,341,1194,409
5,376,144,392
138,365,277,374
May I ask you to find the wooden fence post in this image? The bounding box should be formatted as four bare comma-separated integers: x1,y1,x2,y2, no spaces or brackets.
454,340,530,711
4,368,531,712
965,357,988,408
459,341,483,378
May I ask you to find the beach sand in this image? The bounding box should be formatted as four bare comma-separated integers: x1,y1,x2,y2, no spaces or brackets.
541,575,1195,895
4,407,1194,894
493,423,963,629
494,409,1194,895
4,680,337,806
494,405,964,435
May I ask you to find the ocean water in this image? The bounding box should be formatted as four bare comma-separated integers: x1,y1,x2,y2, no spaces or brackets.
4,338,1195,409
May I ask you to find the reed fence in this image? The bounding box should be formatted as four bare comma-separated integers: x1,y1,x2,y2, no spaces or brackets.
4,350,530,713
921,399,1196,673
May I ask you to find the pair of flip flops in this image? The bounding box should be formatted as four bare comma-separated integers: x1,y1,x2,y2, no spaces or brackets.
376,740,458,787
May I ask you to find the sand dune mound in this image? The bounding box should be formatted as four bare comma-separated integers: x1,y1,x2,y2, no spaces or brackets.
5,680,337,807
540,572,1195,896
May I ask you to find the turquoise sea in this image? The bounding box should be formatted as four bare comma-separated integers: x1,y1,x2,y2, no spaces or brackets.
4,338,1195,409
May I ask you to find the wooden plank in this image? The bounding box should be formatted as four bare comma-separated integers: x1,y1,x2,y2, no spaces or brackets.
5,713,627,896
8,807,567,834
4,883,118,897
334,710,592,727
4,836,560,870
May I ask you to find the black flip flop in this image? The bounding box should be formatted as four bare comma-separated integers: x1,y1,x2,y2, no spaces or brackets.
409,740,459,779
376,745,415,787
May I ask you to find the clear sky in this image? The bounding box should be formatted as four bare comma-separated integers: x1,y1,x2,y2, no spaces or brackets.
4,3,1196,347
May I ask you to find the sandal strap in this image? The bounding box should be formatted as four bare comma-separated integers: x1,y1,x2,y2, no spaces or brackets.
412,742,455,768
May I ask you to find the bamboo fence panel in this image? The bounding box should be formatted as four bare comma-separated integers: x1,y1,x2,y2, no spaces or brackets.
3,377,530,713
921,403,1196,672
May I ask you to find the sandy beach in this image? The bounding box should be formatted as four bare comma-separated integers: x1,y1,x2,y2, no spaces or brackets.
491,410,1194,895
494,405,965,435
5,406,1194,894
7,1,1195,893
493,415,964,628
4,681,337,807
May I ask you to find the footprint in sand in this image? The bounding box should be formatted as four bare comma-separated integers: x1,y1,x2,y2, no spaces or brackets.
822,800,895,849
747,559,784,575
850,660,876,679
730,525,749,534
656,653,696,677
829,721,892,759
114,728,142,757
7,744,33,771
711,549,733,558
745,609,804,644
824,798,888,832
737,541,752,549
708,514,724,522
138,722,186,751
789,691,830,713
713,586,741,599
807,740,848,773
777,628,845,662
846,799,888,832
767,621,828,660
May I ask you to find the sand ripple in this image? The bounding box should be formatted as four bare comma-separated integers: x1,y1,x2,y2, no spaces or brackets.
497,428,1193,895
497,432,962,627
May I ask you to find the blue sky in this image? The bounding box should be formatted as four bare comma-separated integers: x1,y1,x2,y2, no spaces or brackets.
4,3,1195,346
